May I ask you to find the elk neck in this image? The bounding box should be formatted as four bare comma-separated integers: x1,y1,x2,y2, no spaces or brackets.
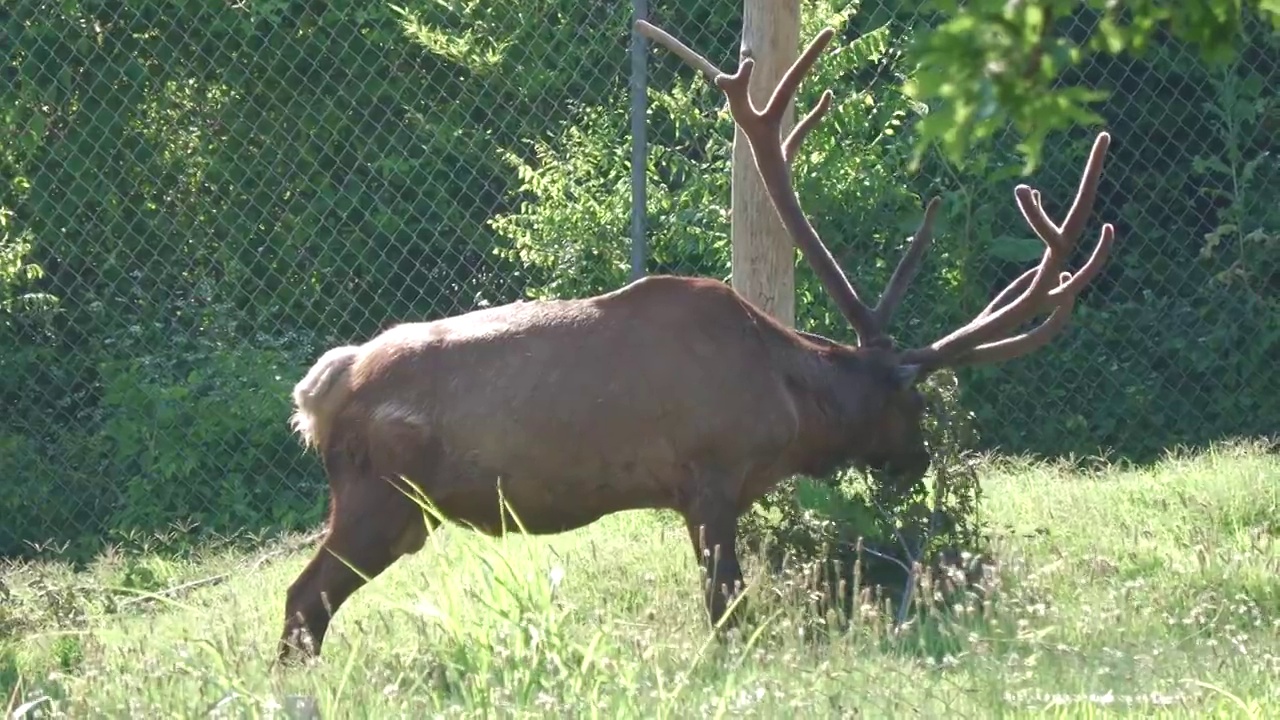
780,339,899,478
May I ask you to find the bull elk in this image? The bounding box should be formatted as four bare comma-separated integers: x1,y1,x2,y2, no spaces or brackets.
276,20,1115,662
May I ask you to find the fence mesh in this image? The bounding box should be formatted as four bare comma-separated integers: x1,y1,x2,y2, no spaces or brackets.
1,0,1276,557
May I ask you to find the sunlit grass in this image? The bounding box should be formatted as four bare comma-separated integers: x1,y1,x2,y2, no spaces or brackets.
2,440,1277,717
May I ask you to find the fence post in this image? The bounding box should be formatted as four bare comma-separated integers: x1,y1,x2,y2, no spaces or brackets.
629,0,649,282
731,0,799,326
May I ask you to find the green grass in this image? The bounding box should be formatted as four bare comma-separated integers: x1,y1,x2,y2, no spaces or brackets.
3,440,1278,718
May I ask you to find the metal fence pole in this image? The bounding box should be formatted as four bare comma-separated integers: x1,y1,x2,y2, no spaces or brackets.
629,0,649,282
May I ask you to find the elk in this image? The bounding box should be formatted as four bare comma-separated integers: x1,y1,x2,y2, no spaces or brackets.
275,20,1115,662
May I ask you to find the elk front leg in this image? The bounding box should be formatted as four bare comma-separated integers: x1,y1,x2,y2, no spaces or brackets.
681,478,746,628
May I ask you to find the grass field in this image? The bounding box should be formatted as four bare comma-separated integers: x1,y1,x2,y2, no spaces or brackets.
2,441,1277,718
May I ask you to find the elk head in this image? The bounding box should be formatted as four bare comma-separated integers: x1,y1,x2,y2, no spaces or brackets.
637,21,1116,488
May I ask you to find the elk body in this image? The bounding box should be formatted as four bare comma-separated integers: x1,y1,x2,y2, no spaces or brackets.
276,21,1116,662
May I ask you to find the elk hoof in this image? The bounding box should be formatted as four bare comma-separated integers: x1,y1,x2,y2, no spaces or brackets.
276,627,320,667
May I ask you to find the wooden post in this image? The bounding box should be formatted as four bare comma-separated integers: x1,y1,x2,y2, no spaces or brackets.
730,0,800,327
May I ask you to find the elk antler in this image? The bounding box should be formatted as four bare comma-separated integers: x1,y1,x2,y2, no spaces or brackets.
636,20,940,348
898,132,1116,370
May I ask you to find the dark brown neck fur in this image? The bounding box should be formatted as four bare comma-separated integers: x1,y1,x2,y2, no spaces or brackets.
780,339,895,478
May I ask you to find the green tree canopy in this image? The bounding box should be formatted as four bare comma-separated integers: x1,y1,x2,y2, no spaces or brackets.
905,0,1279,169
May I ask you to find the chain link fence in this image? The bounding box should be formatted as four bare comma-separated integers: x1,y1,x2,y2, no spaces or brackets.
1,0,1276,557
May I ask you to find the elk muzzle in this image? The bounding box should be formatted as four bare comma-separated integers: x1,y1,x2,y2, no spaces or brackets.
870,449,931,504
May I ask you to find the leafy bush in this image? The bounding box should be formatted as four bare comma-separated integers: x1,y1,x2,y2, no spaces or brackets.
0,328,324,559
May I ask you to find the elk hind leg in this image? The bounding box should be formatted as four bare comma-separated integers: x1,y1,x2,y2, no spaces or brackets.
277,474,433,663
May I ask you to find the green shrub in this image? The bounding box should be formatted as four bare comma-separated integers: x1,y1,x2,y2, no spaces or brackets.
0,331,325,560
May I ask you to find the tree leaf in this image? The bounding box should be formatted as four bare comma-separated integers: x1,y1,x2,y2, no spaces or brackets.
988,234,1044,263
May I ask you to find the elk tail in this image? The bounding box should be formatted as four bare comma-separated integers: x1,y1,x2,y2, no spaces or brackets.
290,345,361,451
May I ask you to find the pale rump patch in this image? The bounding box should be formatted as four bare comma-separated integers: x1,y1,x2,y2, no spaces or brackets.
290,345,361,448
288,408,318,448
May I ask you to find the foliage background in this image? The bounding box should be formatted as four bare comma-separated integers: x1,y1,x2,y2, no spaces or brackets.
1,0,1276,558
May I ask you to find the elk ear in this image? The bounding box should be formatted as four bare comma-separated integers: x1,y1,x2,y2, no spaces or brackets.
893,363,923,389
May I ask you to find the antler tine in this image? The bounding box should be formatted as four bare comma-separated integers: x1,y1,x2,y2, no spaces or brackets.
633,20,722,81
639,20,887,345
975,267,1037,320
901,132,1115,370
782,90,833,165
950,223,1113,366
945,272,1076,367
873,195,943,326
636,18,830,168
970,133,1111,343
752,27,835,122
